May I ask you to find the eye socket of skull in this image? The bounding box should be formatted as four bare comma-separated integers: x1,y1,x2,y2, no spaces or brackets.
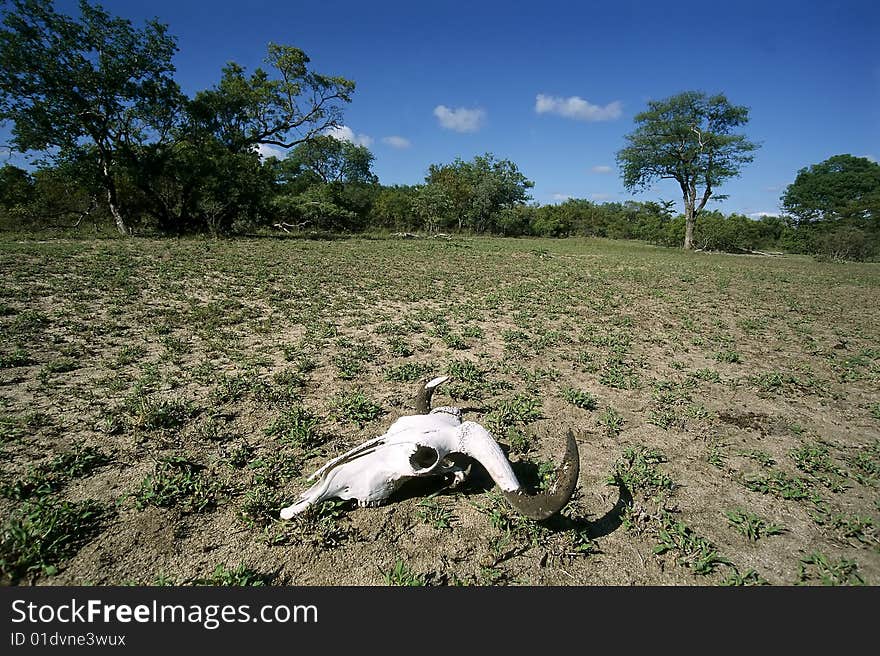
409,445,440,472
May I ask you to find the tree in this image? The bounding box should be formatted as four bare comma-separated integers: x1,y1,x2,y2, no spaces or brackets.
0,0,180,234
282,135,377,186
186,44,355,154
781,154,880,225
424,153,533,232
617,91,758,249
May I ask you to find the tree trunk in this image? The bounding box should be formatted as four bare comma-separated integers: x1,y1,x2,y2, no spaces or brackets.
684,202,695,250
99,155,128,236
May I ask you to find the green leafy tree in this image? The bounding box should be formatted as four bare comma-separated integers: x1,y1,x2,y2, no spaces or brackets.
0,164,32,209
781,154,880,225
370,184,420,230
282,134,377,186
617,91,758,249
187,44,355,154
425,153,533,232
0,0,180,234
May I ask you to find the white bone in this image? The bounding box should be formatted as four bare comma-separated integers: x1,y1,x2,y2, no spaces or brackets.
279,413,520,519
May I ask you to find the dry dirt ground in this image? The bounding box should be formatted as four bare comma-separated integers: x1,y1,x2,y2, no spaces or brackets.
0,235,877,586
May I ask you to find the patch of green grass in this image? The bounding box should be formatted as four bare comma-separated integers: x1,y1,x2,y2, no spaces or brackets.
289,499,354,549
790,443,848,491
562,387,597,410
720,569,769,586
798,553,864,586
481,491,551,548
714,350,741,364
599,355,640,389
383,560,426,586
690,368,721,384
192,563,274,586
654,515,730,575
597,406,624,438
0,347,32,368
417,500,454,530
742,469,817,502
739,449,775,468
487,394,542,432
608,446,674,496
265,405,322,449
0,496,108,582
135,456,219,513
332,354,365,380
384,362,431,383
0,444,110,500
724,509,785,542
502,426,536,455
830,515,878,548
445,358,488,399
131,396,193,430
847,440,879,486
331,390,384,428
707,444,726,469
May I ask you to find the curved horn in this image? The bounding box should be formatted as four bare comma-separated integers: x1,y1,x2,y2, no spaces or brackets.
414,375,450,413
457,422,580,521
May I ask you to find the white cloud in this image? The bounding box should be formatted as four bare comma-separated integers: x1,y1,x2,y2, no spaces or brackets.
324,125,373,147
551,193,572,202
749,211,780,218
861,154,877,162
535,94,622,121
591,193,612,201
255,143,287,160
433,105,486,132
591,165,612,174
382,135,411,149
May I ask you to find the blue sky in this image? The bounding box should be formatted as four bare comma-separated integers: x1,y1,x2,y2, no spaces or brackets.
4,0,879,216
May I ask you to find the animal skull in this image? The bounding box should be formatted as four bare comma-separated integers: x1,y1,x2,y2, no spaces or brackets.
279,376,580,520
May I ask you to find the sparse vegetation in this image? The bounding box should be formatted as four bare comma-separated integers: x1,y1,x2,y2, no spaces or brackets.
0,235,876,586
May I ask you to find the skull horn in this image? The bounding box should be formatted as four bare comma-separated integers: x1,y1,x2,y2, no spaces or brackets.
414,375,450,413
457,422,580,521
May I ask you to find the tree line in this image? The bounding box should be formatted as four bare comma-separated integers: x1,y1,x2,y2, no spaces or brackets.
0,1,877,260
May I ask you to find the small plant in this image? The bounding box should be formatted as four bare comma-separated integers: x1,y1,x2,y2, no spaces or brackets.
831,515,877,547
714,350,741,364
294,499,353,549
724,509,785,542
608,446,674,496
654,515,730,575
740,449,775,467
505,427,536,455
417,500,454,530
333,354,365,380
331,390,384,428
597,406,624,438
193,563,273,586
383,560,426,586
720,569,769,586
742,470,816,501
135,456,219,513
487,395,542,432
265,405,322,449
131,396,192,430
562,387,597,411
0,347,32,368
0,496,108,582
385,362,431,383
798,553,864,586
0,444,110,501
707,444,726,469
